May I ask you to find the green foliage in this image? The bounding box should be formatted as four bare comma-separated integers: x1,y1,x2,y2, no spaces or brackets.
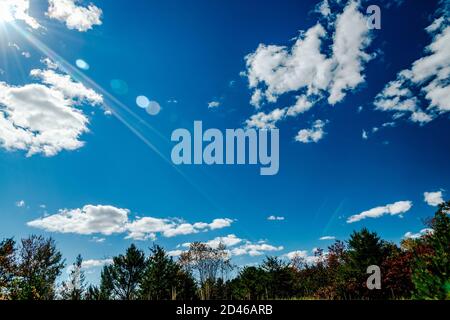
180,242,232,300
100,244,146,300
412,201,450,300
60,254,86,300
140,245,196,300
231,266,268,300
0,238,15,298
8,235,65,300
1,201,449,300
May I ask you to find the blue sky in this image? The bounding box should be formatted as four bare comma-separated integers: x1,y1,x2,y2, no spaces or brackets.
0,0,449,282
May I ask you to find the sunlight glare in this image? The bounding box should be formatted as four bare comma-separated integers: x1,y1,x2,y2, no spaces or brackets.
0,2,14,24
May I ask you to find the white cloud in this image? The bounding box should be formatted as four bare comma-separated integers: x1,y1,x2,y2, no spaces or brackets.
207,101,220,108
16,200,25,207
424,191,444,207
245,1,373,130
267,215,285,221
47,0,102,32
90,236,105,243
362,129,368,139
0,66,103,157
374,15,450,124
27,205,129,235
231,242,284,257
284,250,320,265
206,234,243,249
167,250,184,257
319,236,335,241
208,218,233,230
295,120,327,143
0,0,41,29
30,69,103,105
403,228,433,240
176,234,282,257
81,258,113,269
27,204,233,240
315,0,331,17
347,200,412,223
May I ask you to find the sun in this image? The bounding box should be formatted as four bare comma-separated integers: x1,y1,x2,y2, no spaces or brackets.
0,2,14,24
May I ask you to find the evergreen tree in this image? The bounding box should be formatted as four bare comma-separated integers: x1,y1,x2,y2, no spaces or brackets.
103,244,146,300
60,254,86,300
345,228,387,299
412,201,450,299
140,245,196,300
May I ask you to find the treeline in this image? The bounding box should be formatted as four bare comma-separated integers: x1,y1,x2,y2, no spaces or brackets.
0,201,449,300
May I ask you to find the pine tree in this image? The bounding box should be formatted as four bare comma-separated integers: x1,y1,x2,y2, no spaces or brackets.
60,254,86,300
103,244,146,300
412,201,450,299
140,245,196,300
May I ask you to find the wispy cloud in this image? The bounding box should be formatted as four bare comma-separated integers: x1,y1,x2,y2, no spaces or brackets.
267,215,285,221
347,200,412,223
319,236,335,241
16,200,25,208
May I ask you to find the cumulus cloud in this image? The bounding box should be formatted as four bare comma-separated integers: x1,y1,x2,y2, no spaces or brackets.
403,228,433,240
347,200,412,223
0,0,41,29
27,204,233,240
374,14,450,124
231,242,284,257
244,1,373,130
176,234,283,257
81,258,113,269
295,120,327,143
30,69,103,105
0,65,103,157
205,234,243,249
284,250,321,265
424,191,444,206
47,0,102,32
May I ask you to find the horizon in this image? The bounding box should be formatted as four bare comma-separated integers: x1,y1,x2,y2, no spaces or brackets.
0,0,449,289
